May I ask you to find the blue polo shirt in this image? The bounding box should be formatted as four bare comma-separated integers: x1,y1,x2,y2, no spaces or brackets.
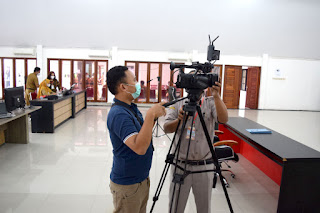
107,98,153,185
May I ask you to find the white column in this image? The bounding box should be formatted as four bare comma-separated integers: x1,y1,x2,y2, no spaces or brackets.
36,45,44,81
258,54,269,109
107,46,118,103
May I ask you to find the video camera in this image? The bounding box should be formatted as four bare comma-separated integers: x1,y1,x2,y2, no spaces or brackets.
170,35,220,91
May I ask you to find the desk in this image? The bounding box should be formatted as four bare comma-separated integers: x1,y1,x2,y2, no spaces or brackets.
220,117,320,213
0,107,41,144
30,90,86,133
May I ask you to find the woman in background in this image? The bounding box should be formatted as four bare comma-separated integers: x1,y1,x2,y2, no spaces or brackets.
37,79,56,98
47,71,61,93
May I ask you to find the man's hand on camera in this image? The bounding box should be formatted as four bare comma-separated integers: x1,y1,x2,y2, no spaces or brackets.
212,79,222,98
147,102,166,119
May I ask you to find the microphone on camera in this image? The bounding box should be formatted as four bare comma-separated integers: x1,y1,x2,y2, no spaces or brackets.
147,77,161,83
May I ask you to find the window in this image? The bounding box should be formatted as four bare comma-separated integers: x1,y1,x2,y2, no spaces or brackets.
61,60,71,89
241,69,247,91
15,59,25,87
3,59,13,88
27,59,36,75
97,61,107,101
85,61,95,101
0,57,37,99
48,59,108,102
125,61,184,103
161,64,171,102
49,60,60,80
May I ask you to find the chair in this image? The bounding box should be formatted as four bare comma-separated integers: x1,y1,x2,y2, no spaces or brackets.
161,89,167,101
30,91,37,100
138,87,145,99
150,89,156,100
212,128,239,188
101,86,106,99
86,87,94,98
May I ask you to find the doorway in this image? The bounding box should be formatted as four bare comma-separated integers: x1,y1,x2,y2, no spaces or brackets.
223,65,261,109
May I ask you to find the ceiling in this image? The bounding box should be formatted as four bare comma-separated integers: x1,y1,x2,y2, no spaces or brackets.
0,0,319,59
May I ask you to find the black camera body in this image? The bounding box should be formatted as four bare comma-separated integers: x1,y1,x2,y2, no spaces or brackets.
171,35,220,91
176,72,219,90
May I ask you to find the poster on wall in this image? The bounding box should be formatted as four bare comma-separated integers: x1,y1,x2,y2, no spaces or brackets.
273,69,286,80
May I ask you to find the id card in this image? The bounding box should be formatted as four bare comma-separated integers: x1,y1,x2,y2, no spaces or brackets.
186,125,195,140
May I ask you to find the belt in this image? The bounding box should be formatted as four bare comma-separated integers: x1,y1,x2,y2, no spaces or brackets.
178,159,214,165
26,88,35,91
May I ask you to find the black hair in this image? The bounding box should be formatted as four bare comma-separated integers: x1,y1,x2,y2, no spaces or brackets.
34,67,41,72
141,80,145,86
47,71,56,80
107,66,129,95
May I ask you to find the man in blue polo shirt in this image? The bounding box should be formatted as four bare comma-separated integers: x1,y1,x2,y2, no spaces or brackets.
107,66,166,213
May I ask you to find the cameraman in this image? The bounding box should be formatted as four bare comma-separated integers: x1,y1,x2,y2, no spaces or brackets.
163,72,228,213
107,66,166,213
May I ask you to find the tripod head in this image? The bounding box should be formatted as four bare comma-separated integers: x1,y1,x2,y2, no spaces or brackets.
183,89,204,114
162,88,204,114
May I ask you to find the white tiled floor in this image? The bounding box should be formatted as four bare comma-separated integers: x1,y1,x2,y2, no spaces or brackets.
0,106,319,213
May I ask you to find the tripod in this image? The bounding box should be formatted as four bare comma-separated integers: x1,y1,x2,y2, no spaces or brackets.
150,96,233,213
153,118,171,140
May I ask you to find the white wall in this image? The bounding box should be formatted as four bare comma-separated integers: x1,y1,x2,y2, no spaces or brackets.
261,57,320,111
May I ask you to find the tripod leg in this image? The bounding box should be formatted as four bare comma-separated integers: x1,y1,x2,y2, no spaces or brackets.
196,106,234,213
156,119,159,136
150,162,171,212
169,113,190,213
173,112,195,213
213,172,217,188
158,124,172,141
150,119,182,213
150,119,182,212
150,115,189,213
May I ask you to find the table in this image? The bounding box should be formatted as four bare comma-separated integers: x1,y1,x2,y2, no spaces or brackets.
220,117,320,213
0,106,41,144
30,90,86,133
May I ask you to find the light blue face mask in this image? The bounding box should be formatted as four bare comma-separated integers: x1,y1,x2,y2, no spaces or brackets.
124,82,141,99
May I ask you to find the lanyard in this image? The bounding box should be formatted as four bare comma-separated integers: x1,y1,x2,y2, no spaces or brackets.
112,101,154,151
193,97,205,124
111,101,143,126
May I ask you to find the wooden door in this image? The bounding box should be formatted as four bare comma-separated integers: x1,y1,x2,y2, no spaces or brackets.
245,67,261,109
223,65,242,109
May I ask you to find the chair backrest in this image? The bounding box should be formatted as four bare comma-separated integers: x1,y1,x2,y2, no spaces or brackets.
86,87,94,97
139,87,145,99
150,89,156,99
102,86,106,98
30,92,37,100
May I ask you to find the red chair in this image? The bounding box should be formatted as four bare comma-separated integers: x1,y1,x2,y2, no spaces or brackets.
139,87,145,99
161,90,167,100
150,90,156,100
86,87,94,98
30,92,37,100
101,86,106,99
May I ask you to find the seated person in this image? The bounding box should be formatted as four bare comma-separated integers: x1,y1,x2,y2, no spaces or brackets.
37,79,56,98
47,71,61,93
